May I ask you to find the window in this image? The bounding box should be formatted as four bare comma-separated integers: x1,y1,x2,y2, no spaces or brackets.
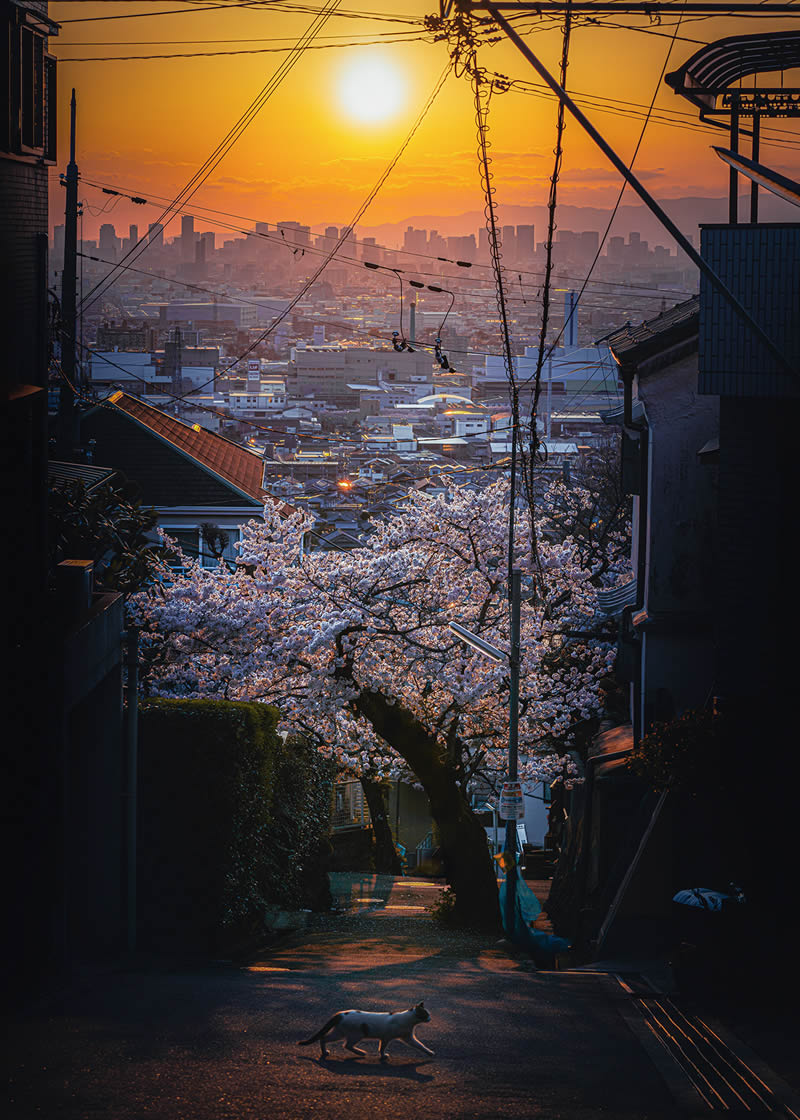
200,526,239,569
163,528,198,563
4,6,57,162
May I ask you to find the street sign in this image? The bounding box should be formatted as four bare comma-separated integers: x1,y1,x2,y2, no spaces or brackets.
499,781,525,820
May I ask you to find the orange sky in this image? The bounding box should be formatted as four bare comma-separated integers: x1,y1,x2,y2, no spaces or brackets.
49,2,800,241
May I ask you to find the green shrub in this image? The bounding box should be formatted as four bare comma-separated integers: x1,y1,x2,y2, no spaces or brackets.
426,886,458,927
138,700,334,951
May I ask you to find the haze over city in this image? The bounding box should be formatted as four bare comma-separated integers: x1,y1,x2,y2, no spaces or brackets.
50,1,800,244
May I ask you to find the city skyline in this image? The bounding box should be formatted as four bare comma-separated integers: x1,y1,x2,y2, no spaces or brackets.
49,2,800,245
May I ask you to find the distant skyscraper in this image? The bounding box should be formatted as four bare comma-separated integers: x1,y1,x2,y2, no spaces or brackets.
446,233,477,262
325,225,339,242
148,222,164,248
181,214,195,260
361,236,378,263
99,223,117,251
403,226,427,255
194,236,207,278
516,224,535,261
429,230,447,258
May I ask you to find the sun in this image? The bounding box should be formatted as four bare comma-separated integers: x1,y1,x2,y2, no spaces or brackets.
337,56,406,124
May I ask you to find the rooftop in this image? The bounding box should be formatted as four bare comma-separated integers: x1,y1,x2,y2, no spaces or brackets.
97,392,293,512
605,297,700,372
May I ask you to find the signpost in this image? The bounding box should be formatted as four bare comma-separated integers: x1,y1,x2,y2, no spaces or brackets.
499,781,525,821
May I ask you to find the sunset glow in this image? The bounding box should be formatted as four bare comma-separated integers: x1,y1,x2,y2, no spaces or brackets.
337,56,406,124
47,2,800,240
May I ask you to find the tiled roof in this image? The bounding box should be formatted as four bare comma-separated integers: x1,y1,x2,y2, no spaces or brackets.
606,297,699,370
102,393,294,514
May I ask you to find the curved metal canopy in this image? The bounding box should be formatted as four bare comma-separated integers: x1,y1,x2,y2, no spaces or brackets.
666,30,800,112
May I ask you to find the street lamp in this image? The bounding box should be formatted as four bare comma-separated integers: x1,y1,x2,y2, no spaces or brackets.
449,568,522,937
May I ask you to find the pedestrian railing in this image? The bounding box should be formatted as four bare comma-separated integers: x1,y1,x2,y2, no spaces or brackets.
331,779,371,831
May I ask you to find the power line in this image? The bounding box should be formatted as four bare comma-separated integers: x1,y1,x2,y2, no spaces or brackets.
76,176,698,300
56,32,428,62
521,0,691,392
57,2,422,24
73,59,454,399
57,29,423,46
211,59,453,377
77,0,342,315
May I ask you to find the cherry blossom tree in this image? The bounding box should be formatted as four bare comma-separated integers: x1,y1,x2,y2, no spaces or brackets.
134,477,624,929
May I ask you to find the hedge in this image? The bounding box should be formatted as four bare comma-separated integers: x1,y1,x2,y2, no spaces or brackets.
138,698,334,952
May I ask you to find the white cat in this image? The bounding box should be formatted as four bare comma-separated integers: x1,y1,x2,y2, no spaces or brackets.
299,1001,434,1061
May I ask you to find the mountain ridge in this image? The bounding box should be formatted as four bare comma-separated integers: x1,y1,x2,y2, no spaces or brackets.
350,193,798,245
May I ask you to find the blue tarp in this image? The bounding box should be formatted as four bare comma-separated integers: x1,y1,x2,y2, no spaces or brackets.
499,867,570,961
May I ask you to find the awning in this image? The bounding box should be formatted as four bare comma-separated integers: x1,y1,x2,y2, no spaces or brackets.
666,31,800,113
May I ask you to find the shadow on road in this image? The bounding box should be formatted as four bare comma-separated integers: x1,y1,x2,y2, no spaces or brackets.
298,1054,436,1082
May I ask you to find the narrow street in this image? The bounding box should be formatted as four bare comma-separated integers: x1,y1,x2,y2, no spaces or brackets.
4,876,799,1119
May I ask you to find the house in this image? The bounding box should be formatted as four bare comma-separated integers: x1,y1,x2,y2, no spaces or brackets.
79,392,293,565
3,0,73,999
603,296,717,741
547,299,713,950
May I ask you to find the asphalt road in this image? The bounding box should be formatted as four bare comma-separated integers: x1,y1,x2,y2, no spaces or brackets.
4,959,679,1120
4,878,686,1120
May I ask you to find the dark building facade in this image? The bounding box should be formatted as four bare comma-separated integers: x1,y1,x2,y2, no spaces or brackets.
2,0,60,998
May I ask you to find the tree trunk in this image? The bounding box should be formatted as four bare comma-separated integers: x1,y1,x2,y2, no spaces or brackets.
355,691,500,932
360,777,402,875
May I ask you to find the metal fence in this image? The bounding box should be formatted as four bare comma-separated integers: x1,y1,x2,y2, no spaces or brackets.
331,780,371,831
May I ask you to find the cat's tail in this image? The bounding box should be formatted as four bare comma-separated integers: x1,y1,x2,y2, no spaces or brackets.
298,1013,342,1045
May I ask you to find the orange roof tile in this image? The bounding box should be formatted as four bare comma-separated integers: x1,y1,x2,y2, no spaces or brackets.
108,393,294,515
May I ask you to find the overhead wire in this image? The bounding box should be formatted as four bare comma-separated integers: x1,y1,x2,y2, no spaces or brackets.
57,1,422,25
520,0,691,393
57,32,430,61
206,58,453,378
472,52,523,592
518,1,573,600
76,174,699,299
66,58,454,402
72,247,655,387
77,0,343,316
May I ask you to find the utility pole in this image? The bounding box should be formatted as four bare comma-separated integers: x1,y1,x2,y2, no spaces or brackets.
58,89,79,458
448,568,523,939
482,5,795,382
503,568,522,937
